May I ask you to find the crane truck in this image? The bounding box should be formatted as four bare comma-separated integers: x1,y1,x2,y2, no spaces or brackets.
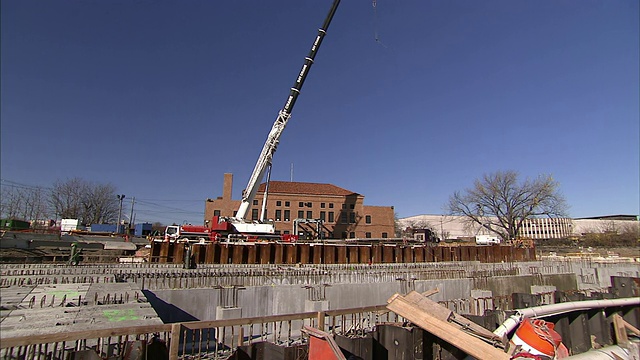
165,0,341,243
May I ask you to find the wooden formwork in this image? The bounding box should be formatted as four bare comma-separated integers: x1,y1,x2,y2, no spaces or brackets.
149,242,536,265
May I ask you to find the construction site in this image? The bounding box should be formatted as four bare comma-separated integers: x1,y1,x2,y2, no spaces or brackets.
1,0,639,359
0,248,639,359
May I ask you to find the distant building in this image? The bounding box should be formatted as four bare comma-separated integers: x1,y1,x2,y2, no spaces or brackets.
399,214,639,241
204,173,396,239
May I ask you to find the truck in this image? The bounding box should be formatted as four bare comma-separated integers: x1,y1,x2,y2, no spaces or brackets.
166,0,341,243
165,216,299,243
164,224,215,242
475,235,501,246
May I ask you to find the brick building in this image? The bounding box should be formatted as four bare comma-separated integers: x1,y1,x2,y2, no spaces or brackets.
204,173,396,239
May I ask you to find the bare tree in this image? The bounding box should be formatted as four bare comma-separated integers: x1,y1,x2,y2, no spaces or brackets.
82,183,120,224
447,171,568,240
21,187,50,225
0,183,51,223
50,178,87,220
0,186,23,219
49,178,119,224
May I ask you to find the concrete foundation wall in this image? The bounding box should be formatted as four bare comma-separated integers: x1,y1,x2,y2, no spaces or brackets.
144,260,640,322
148,274,565,322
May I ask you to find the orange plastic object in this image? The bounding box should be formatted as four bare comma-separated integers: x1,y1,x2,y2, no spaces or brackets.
511,318,566,358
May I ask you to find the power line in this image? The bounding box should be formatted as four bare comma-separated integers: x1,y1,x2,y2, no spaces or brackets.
2,178,206,224
1,179,51,191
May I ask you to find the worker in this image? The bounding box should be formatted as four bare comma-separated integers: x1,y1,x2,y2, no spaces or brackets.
69,243,82,266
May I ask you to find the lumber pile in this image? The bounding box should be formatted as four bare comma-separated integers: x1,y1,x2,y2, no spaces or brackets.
386,290,510,360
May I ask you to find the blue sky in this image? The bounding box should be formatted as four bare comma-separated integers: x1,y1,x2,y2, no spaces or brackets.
2,0,638,225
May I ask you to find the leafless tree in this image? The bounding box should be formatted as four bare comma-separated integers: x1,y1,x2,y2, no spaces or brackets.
447,170,568,240
21,187,50,225
82,183,120,224
0,186,23,219
618,222,640,239
50,178,86,220
0,182,51,223
49,178,119,224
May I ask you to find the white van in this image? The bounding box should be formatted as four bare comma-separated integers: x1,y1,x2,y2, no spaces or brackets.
475,235,501,245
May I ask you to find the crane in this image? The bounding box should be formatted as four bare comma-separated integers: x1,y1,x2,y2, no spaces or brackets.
227,0,341,236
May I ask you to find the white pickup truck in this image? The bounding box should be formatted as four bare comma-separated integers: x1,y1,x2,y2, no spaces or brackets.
475,235,501,245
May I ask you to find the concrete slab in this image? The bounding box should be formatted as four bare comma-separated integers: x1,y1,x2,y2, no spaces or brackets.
0,282,162,339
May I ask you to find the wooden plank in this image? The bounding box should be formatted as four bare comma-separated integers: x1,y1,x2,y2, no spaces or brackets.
386,294,510,360
422,288,439,298
1,324,171,348
403,291,452,322
169,323,180,360
403,290,501,342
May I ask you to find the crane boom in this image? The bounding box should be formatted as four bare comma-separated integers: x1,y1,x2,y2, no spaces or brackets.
235,0,341,220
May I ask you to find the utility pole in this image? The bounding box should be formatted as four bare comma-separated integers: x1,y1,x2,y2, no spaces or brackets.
117,194,125,234
128,197,135,233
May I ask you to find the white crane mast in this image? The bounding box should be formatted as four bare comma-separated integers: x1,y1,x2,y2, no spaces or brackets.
235,110,291,220
234,0,341,222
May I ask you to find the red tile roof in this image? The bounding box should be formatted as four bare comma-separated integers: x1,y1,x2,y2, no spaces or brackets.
257,181,359,196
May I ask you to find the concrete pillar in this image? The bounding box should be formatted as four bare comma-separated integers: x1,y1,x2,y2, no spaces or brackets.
216,306,242,320
470,289,493,316
305,300,330,313
215,306,243,347
531,285,556,305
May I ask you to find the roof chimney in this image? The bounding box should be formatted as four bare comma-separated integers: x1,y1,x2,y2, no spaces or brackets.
223,173,233,200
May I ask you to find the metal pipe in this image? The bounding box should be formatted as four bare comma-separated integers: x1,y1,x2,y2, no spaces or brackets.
493,297,640,337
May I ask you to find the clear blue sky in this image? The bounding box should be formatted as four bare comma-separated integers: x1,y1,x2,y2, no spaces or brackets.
2,0,638,225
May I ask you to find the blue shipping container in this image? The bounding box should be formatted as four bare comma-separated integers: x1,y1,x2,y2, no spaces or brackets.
135,223,153,237
90,224,118,233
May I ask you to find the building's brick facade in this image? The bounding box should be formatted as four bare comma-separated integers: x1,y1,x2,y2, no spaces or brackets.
204,173,396,239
